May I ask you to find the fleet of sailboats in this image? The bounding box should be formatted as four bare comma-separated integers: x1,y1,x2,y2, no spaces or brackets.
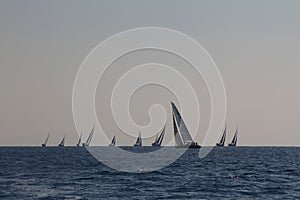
40,102,238,147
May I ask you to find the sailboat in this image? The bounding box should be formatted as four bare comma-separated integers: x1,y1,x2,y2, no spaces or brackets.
171,102,201,148
76,133,82,146
109,136,116,146
151,125,166,146
82,126,94,147
58,135,65,147
216,125,227,146
42,132,50,147
134,131,142,146
228,126,238,146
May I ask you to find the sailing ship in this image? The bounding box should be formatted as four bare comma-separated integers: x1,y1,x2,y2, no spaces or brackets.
76,133,82,146
82,126,94,147
171,102,201,148
42,132,50,147
228,126,238,146
134,131,142,146
109,136,116,146
216,125,227,146
58,135,65,147
151,125,166,146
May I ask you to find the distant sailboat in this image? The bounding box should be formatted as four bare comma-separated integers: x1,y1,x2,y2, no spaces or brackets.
109,136,116,146
171,102,201,148
216,125,227,146
228,126,238,147
42,132,50,147
152,125,166,146
134,131,142,146
82,126,94,147
58,135,65,147
76,133,82,147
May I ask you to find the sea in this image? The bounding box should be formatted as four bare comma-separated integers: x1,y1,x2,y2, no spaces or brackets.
0,147,299,199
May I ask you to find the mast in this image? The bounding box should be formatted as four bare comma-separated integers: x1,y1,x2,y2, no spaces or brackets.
76,133,82,146
42,132,50,147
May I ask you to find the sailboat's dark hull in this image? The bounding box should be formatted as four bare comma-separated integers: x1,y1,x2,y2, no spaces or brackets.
176,144,201,149
216,144,225,147
151,143,160,147
42,144,46,147
58,144,64,147
228,143,236,147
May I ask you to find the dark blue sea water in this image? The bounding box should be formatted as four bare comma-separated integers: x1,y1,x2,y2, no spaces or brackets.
0,147,299,199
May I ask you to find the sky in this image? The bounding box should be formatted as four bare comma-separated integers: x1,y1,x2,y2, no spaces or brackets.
0,0,300,146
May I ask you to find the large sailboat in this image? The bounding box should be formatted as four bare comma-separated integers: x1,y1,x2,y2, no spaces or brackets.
76,133,82,146
216,125,227,146
171,102,201,148
109,136,116,146
82,126,94,147
42,132,50,147
134,131,142,146
58,135,65,147
228,126,238,147
152,125,166,146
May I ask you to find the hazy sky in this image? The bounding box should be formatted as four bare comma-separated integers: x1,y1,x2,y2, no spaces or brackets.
0,0,300,146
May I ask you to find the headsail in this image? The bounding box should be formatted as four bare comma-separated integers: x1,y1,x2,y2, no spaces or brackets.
134,131,142,146
109,136,116,146
83,126,95,147
216,125,227,146
42,132,50,147
58,135,65,147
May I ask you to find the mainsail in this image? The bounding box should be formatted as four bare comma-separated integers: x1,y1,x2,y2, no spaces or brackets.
171,102,200,148
58,135,65,147
134,131,142,146
228,126,238,146
152,125,166,146
109,136,116,146
76,133,82,146
216,125,227,146
42,132,50,147
83,126,94,147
